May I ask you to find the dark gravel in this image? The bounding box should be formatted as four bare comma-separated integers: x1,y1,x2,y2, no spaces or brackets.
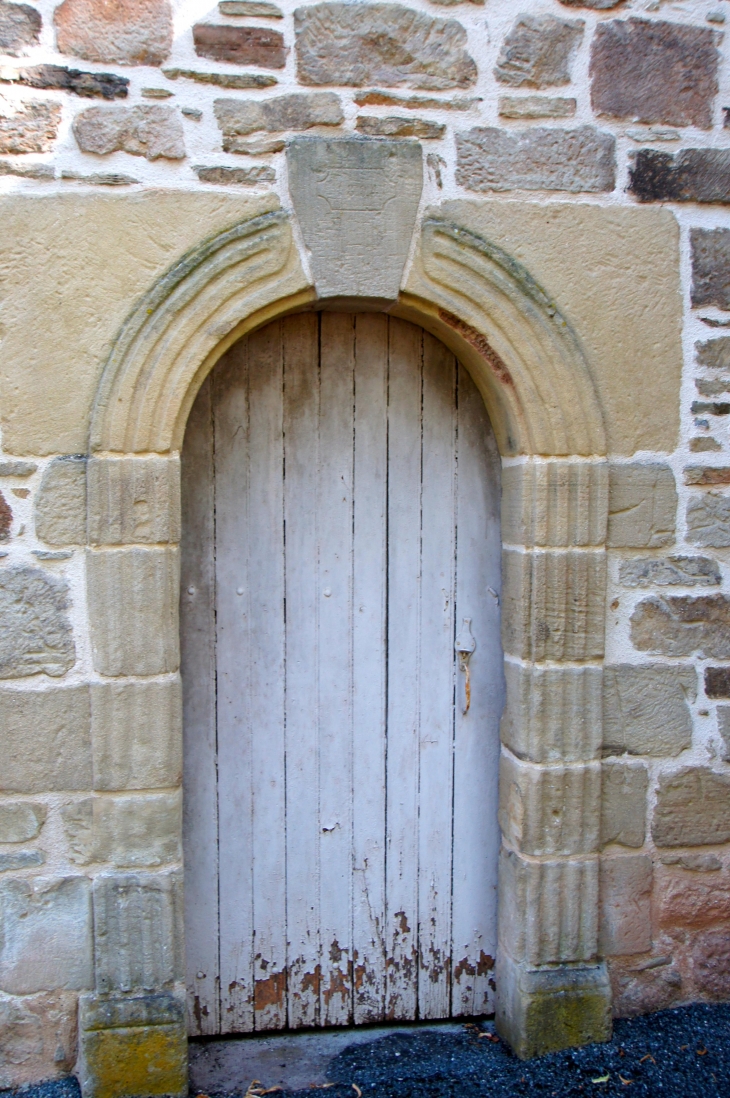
4,1001,730,1098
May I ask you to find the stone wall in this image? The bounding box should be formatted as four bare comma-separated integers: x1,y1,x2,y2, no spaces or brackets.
0,0,730,1090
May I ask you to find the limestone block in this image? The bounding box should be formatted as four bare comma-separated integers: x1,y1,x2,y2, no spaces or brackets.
220,1,283,14
93,871,184,993
294,3,477,90
78,993,187,1098
34,455,87,546
498,847,599,965
73,105,184,160
214,93,342,139
629,149,730,205
0,569,71,681
62,792,181,867
498,96,576,120
660,851,722,871
501,662,602,764
696,338,730,370
495,953,611,1059
599,854,652,957
602,664,695,756
590,18,719,129
0,851,43,871
0,460,36,476
618,556,720,588
193,23,285,68
600,760,647,848
0,990,79,1090
501,549,606,662
494,14,583,89
0,686,91,793
86,548,180,676
87,456,180,546
631,594,730,659
456,126,616,194
499,752,601,857
0,1,41,55
607,464,677,548
287,137,423,301
54,0,173,66
652,767,730,847
501,461,608,547
91,680,182,791
687,493,730,548
0,98,60,153
195,166,275,186
0,876,93,993
0,802,45,842
163,68,275,90
354,90,479,111
559,0,622,6
691,229,730,310
355,116,444,139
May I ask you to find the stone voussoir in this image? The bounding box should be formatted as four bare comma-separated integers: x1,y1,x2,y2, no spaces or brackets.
499,751,601,857
87,456,180,546
456,126,616,194
86,547,180,677
54,0,173,66
294,2,477,90
590,18,719,130
602,663,695,757
501,661,602,765
494,14,584,89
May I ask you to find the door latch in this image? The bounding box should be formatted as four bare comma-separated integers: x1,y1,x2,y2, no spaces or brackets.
455,618,476,715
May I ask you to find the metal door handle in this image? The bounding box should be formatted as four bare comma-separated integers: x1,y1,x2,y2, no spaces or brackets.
455,617,476,715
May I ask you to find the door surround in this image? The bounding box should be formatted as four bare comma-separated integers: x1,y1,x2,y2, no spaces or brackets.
81,195,610,1088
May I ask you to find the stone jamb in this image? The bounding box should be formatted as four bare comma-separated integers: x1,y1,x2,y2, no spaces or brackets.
81,205,609,1092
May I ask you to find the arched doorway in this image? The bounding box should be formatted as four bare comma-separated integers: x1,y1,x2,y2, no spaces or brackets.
181,311,504,1036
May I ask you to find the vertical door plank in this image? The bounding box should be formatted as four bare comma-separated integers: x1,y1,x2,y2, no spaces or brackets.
384,318,423,1021
181,376,220,1036
317,313,356,1026
284,313,322,1030
351,314,388,1024
417,334,457,1020
246,324,288,1031
215,340,255,1033
451,363,503,1017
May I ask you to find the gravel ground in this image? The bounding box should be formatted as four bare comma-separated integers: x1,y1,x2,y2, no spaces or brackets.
4,1001,730,1098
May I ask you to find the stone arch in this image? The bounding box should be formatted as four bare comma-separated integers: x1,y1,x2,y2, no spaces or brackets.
83,206,610,1082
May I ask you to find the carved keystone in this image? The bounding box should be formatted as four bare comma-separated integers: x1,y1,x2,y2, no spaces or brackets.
287,136,423,302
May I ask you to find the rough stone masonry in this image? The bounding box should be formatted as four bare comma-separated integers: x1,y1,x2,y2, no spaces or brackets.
0,0,729,1093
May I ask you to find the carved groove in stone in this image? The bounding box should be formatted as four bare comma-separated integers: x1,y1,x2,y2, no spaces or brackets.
90,210,314,454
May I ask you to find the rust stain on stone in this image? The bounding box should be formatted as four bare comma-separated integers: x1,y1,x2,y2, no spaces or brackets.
438,308,514,388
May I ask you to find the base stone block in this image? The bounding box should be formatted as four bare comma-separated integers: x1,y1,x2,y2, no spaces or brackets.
495,954,612,1059
78,991,187,1098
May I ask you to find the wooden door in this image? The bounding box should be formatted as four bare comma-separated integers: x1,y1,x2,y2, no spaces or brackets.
181,313,503,1036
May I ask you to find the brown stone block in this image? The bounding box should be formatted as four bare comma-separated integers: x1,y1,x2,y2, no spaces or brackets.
194,165,275,185
294,3,477,90
697,338,730,370
692,928,730,999
602,664,695,757
193,23,286,67
0,565,75,678
692,230,730,310
73,105,185,160
609,956,682,1018
599,853,652,956
705,666,730,698
657,867,730,931
498,96,576,120
652,767,730,847
214,93,342,137
629,149,730,205
600,760,647,848
618,556,720,589
0,990,78,1089
687,493,730,548
355,115,444,139
590,18,719,129
631,594,730,659
607,463,676,549
494,14,583,89
54,0,173,66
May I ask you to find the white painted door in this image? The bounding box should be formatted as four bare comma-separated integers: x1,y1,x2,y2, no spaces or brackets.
181,314,503,1036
